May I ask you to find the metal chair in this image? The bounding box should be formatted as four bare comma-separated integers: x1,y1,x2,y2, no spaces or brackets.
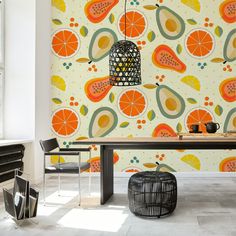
39,138,91,206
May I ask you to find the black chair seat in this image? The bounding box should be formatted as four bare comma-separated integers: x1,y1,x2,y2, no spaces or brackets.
60,148,91,152
45,162,90,174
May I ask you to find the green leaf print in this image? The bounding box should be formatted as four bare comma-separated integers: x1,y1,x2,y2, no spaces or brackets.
187,98,197,104
147,31,156,42
214,26,223,37
147,110,156,121
52,98,62,104
186,19,197,25
109,92,115,103
109,13,115,24
120,122,129,128
214,105,223,116
52,19,62,25
80,105,89,116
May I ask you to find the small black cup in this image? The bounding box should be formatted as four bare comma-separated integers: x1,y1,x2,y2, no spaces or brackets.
190,124,199,133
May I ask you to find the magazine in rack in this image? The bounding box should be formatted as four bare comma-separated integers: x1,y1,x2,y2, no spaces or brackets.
3,173,39,220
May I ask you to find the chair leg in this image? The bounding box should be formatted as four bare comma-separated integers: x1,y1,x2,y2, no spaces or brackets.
43,172,46,205
58,173,61,196
78,153,81,206
58,155,61,196
88,150,92,196
43,154,46,205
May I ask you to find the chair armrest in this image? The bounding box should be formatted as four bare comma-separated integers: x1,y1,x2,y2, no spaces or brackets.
44,151,80,156
60,148,91,152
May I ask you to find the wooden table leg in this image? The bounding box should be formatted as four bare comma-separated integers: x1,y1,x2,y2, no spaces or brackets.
100,145,114,204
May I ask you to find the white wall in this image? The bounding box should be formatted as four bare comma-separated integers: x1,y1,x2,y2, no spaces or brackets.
0,2,4,139
3,0,51,183
4,0,36,139
34,0,51,183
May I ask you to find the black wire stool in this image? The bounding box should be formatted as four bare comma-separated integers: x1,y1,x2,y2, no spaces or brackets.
128,171,177,218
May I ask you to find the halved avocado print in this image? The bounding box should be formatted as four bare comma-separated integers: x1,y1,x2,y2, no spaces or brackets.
156,5,185,40
156,84,185,119
223,28,236,62
224,107,236,132
89,28,118,62
89,107,118,137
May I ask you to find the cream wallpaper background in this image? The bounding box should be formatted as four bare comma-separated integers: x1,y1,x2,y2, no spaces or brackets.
51,0,236,172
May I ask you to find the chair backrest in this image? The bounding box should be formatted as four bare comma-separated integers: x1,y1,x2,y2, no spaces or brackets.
39,138,59,152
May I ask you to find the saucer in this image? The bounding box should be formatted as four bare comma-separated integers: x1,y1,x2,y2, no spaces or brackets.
189,131,202,133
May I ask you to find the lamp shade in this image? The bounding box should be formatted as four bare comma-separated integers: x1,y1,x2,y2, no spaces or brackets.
109,40,141,86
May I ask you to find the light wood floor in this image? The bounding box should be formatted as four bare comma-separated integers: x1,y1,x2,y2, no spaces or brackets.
0,176,236,236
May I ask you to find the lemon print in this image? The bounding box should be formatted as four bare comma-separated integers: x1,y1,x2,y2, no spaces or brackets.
181,0,201,12
181,154,201,170
52,0,66,12
51,155,65,164
181,75,200,91
51,75,66,91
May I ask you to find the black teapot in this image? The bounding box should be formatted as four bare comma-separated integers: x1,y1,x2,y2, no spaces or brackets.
205,122,220,133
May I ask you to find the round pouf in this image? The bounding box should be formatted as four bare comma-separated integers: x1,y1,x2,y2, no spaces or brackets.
128,171,177,218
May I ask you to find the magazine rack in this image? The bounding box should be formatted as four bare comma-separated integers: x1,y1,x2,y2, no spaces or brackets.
2,170,39,221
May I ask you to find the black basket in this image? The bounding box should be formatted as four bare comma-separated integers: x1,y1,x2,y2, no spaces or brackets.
109,40,141,86
128,171,177,218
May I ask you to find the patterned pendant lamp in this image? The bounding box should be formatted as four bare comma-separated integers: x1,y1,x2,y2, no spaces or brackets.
109,0,141,86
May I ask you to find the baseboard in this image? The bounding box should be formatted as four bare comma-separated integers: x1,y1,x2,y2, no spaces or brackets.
114,172,236,178
45,172,235,179
26,172,235,186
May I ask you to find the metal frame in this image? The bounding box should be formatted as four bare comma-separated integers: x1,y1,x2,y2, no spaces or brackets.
43,150,91,206
73,139,236,205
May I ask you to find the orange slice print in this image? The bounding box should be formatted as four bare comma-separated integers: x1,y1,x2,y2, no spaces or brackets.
118,10,147,39
51,29,80,58
185,108,214,133
185,29,215,58
118,89,147,118
51,108,79,137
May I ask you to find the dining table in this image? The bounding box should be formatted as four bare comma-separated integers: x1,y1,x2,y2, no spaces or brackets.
72,135,236,204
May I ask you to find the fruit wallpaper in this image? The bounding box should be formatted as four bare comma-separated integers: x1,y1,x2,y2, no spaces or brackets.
51,0,236,172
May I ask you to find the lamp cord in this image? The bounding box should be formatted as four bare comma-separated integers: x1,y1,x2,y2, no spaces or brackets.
125,0,127,41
